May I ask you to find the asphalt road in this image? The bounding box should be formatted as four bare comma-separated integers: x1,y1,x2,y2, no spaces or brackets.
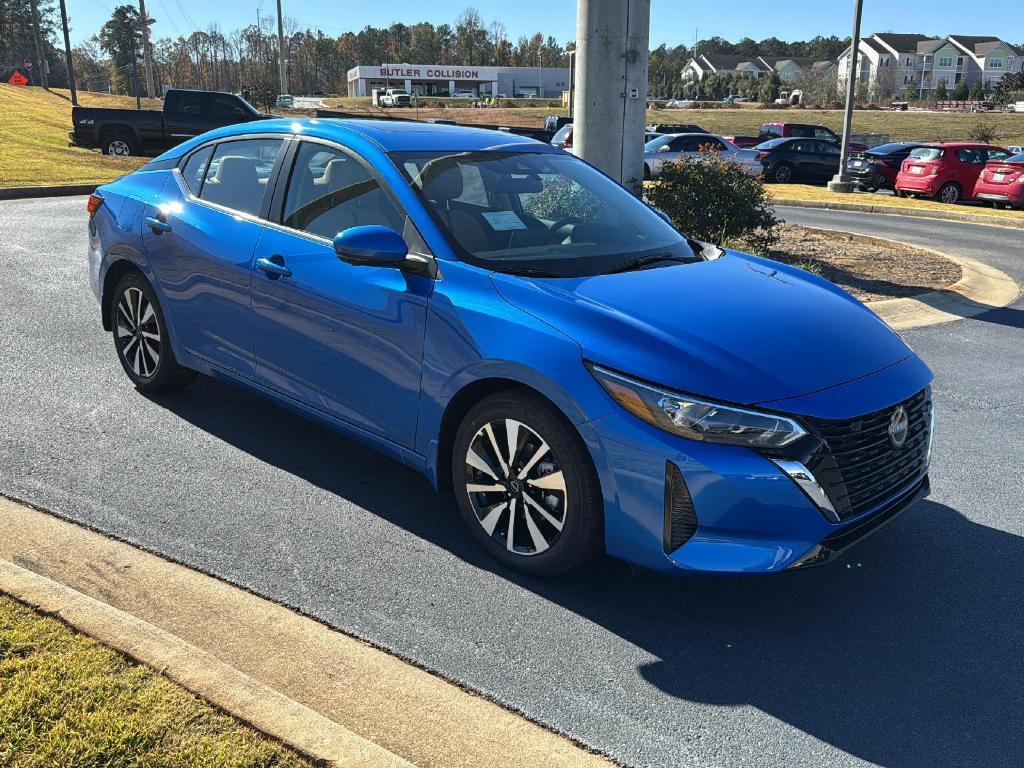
2,198,1022,768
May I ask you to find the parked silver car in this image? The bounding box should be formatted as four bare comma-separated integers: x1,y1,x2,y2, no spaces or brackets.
643,133,762,179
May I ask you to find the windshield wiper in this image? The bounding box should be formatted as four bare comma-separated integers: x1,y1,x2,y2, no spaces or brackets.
600,253,690,275
499,266,564,277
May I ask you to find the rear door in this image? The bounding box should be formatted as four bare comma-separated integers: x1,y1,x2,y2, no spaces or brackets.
161,91,206,148
141,136,287,377
250,139,433,446
813,140,842,179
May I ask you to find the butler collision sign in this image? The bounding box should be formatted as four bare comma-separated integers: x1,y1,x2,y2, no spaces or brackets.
345,63,569,98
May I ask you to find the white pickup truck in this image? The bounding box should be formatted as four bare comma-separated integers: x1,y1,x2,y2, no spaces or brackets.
378,89,413,108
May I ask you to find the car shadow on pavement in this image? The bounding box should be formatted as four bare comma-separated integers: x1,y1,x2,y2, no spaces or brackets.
965,303,1024,330
146,376,1023,768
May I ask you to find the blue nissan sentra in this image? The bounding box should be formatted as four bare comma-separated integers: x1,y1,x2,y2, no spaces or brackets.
87,118,934,576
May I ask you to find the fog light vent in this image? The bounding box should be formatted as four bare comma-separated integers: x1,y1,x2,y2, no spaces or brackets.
664,462,698,553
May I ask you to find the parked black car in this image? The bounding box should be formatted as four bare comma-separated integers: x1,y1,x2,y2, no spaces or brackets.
847,142,931,191
69,88,270,156
756,137,842,183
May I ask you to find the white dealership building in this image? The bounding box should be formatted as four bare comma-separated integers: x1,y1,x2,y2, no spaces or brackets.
346,63,570,99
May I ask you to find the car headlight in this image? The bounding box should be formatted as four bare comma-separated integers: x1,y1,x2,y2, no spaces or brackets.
588,364,807,448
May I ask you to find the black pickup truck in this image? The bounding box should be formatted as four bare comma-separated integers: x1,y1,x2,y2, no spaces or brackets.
70,88,270,156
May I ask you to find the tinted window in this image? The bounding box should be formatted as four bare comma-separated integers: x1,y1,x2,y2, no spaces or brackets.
955,148,985,164
180,145,213,194
199,138,282,216
761,125,783,138
789,125,813,137
789,141,812,153
283,142,404,238
817,141,840,156
209,95,245,116
166,91,203,114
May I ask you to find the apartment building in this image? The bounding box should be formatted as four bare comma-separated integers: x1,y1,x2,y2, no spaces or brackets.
681,54,833,84
837,33,1021,99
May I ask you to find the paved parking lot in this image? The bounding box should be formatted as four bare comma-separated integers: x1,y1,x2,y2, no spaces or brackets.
1,197,1022,768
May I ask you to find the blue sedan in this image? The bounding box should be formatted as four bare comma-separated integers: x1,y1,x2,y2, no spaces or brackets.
87,118,934,575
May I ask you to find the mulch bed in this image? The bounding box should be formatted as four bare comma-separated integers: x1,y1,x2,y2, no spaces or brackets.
768,224,962,302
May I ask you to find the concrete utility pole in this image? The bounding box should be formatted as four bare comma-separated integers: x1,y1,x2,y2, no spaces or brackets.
30,0,49,88
138,0,156,97
573,0,651,195
566,49,576,117
58,0,77,104
275,0,288,95
828,0,864,193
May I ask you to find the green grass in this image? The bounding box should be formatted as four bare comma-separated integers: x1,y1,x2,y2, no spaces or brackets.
0,85,147,188
0,596,312,768
646,107,1024,145
768,183,1024,220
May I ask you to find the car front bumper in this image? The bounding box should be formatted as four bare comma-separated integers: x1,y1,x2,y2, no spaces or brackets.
587,359,933,575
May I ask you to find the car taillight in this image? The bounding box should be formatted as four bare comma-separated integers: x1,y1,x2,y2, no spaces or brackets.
87,193,105,218
928,164,941,176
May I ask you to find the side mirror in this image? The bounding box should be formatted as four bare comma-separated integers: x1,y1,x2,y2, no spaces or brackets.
333,225,408,267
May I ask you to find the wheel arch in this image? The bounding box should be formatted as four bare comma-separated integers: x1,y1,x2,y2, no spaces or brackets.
100,258,145,331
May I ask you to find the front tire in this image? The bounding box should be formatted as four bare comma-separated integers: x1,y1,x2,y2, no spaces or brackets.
111,271,195,393
452,390,603,575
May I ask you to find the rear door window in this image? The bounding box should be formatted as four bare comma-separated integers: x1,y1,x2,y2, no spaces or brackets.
955,148,985,164
199,138,283,216
986,149,1012,161
166,91,204,115
180,144,213,194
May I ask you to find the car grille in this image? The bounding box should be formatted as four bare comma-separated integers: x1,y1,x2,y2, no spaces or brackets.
804,388,932,522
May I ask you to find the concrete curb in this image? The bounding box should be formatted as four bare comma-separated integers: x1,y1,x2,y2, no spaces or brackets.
0,557,414,768
0,184,98,200
797,225,1022,331
0,496,617,768
776,198,1024,230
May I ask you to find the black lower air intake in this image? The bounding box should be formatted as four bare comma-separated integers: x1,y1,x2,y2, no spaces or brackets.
664,462,698,553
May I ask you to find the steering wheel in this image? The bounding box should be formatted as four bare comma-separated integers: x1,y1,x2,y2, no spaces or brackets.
547,215,583,233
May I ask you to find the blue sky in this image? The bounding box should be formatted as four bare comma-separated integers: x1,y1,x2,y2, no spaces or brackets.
68,0,1024,49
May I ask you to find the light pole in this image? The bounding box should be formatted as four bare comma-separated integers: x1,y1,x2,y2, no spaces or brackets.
566,49,576,117
58,0,77,104
574,0,650,194
828,0,864,193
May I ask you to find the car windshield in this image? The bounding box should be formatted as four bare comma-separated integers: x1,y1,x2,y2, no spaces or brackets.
393,149,697,277
911,147,943,161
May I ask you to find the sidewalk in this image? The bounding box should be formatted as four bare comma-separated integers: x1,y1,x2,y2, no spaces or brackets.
0,496,616,768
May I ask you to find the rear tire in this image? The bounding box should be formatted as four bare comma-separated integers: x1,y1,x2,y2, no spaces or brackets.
102,131,137,157
111,271,195,393
452,390,603,576
770,163,793,183
935,182,962,205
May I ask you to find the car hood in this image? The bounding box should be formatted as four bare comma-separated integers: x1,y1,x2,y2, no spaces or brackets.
491,252,914,406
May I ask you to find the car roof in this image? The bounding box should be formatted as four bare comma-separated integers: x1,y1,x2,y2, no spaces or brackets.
182,118,548,154
921,141,1003,148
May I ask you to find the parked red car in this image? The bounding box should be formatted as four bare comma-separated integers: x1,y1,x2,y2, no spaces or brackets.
973,151,1024,209
896,143,1014,204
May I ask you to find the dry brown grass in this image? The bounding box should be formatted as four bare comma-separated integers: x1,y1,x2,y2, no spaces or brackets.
0,86,149,188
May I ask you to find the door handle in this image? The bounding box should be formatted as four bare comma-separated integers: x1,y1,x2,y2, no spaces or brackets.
256,256,292,278
144,215,171,233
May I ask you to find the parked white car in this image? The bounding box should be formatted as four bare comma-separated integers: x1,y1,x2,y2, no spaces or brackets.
452,89,477,98
275,94,294,108
643,133,762,179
